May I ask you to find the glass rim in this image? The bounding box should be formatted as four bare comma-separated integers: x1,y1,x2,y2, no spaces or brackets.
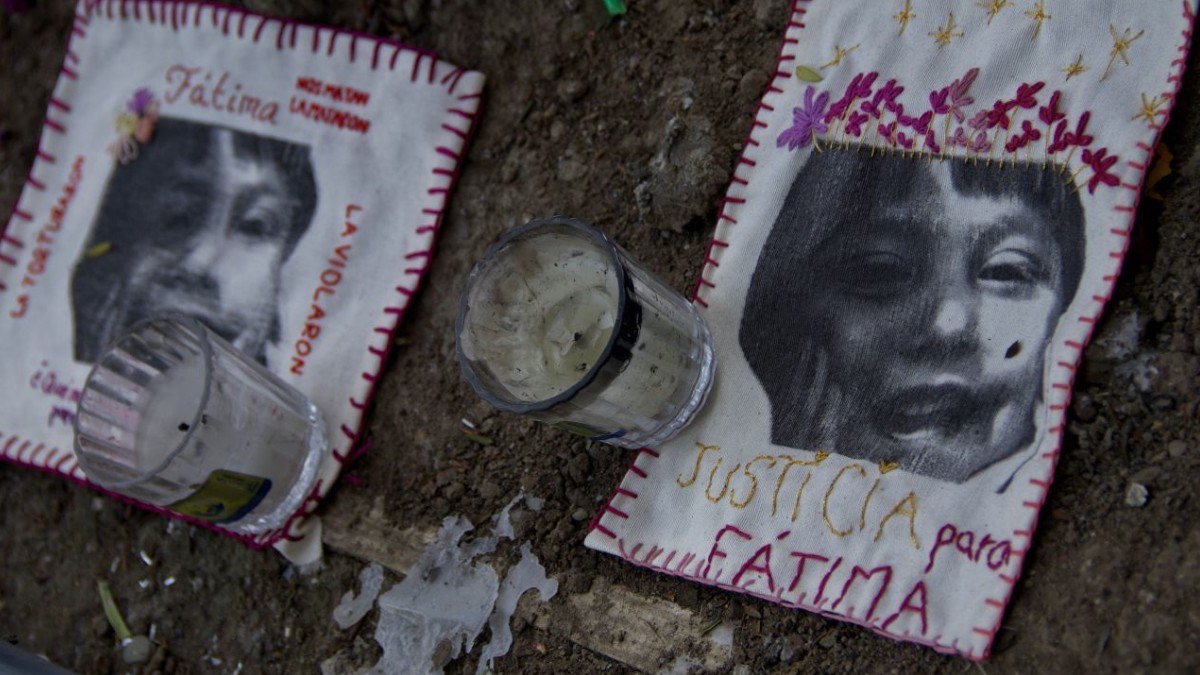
73,314,214,489
455,216,630,414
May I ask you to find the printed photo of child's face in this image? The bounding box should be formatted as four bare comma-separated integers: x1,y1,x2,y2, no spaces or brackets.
740,149,1085,483
71,119,318,365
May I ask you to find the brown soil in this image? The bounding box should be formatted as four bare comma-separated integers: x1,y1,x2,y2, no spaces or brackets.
2,1,1199,673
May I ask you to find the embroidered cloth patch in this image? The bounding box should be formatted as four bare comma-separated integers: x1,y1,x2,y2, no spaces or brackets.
585,0,1195,658
0,0,483,565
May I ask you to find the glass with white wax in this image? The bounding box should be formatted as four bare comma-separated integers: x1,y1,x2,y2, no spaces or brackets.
73,316,327,534
456,216,715,449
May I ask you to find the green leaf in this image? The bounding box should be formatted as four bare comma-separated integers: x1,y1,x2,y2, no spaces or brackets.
794,66,824,83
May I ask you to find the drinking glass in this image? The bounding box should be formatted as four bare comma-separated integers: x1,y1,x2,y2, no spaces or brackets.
456,216,715,449
74,316,327,534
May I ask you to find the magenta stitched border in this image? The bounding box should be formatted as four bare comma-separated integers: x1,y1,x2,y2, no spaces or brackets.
590,0,1197,660
0,0,485,551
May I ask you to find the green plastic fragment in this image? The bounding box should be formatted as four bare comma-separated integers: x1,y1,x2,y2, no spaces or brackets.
97,580,133,642
603,0,627,16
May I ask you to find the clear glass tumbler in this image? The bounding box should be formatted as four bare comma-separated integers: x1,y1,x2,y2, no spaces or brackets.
74,316,327,534
456,216,715,449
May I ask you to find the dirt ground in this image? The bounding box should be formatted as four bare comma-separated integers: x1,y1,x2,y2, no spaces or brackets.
3,0,1200,673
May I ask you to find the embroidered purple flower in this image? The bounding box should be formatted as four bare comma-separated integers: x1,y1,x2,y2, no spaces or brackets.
923,131,940,154
967,109,989,131
879,121,897,145
844,110,869,136
863,78,904,118
127,88,154,115
824,72,878,122
777,85,830,150
1083,147,1120,194
899,110,933,135
947,126,971,147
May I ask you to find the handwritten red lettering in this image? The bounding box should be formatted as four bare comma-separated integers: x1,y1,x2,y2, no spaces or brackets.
165,64,278,124
831,565,893,621
926,522,1012,574
703,525,752,579
787,551,830,594
294,76,370,106
692,528,936,632
291,204,362,375
288,97,371,134
881,580,929,635
13,156,83,318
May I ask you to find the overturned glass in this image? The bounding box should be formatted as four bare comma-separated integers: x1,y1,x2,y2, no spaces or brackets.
74,316,327,534
456,216,715,449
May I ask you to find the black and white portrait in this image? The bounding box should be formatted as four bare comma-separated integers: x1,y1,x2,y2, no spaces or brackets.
739,149,1086,483
71,118,318,364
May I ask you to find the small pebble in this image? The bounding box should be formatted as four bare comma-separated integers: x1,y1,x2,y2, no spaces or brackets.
121,636,153,665
1167,440,1188,458
819,634,837,649
570,508,588,522
478,481,502,500
1125,483,1149,508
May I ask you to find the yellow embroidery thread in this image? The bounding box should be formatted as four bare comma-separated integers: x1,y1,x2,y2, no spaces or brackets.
894,0,916,36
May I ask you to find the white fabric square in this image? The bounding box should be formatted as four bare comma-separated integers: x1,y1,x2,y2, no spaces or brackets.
585,0,1195,658
0,0,483,564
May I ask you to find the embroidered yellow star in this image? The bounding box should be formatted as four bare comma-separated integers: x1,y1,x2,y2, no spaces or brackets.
930,12,964,48
894,0,916,36
1025,1,1051,39
1132,93,1166,125
1063,53,1088,80
821,44,860,70
1104,24,1146,80
978,0,1013,25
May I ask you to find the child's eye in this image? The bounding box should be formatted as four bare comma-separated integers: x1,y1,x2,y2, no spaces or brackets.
979,250,1047,294
834,251,915,298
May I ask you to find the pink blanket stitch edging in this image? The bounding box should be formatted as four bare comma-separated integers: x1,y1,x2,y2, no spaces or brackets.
0,0,485,552
587,0,1197,660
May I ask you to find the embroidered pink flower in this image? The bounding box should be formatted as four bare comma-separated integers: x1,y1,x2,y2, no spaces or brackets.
777,85,830,150
970,130,992,153
929,67,978,122
985,100,1014,129
1083,147,1120,194
1049,111,1094,153
967,109,990,131
1013,81,1045,109
946,67,978,121
1006,119,1043,152
1038,90,1065,126
947,126,971,147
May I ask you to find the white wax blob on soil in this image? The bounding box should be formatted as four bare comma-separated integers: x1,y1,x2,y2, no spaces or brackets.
461,231,619,402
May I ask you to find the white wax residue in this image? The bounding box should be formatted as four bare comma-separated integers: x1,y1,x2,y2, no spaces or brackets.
463,231,619,402
135,356,208,480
